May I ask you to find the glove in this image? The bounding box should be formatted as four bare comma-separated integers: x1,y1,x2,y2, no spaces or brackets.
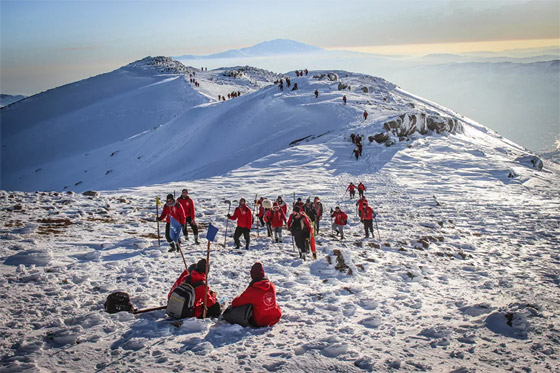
156,217,161,222
227,214,231,218
360,219,363,223
330,208,333,213
373,213,377,218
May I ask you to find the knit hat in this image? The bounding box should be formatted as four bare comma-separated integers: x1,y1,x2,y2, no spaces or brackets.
293,206,301,213
196,259,207,273
250,262,265,280
166,193,174,201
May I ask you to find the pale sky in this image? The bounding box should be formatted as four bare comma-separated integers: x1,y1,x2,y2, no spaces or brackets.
1,0,559,95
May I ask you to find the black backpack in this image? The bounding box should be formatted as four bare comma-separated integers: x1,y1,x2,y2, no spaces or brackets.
166,280,204,319
104,292,134,314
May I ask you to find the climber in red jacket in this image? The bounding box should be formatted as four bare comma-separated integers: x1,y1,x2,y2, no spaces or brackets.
231,262,282,327
347,182,356,199
228,198,253,250
357,182,366,198
177,189,199,244
264,203,287,243
167,259,221,318
158,193,186,251
359,202,375,238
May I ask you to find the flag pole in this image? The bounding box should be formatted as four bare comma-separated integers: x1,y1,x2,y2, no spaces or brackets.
177,240,188,271
202,240,211,318
156,197,161,246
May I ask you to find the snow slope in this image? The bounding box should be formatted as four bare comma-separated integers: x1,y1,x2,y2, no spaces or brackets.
1,57,206,181
0,94,26,108
1,58,559,372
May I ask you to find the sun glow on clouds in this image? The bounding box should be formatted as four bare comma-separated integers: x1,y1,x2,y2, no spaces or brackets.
329,38,560,56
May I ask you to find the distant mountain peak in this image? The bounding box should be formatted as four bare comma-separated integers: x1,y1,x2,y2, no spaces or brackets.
176,39,325,59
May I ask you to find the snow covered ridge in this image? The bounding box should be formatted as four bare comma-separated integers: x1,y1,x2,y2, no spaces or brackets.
0,58,551,192
125,56,195,74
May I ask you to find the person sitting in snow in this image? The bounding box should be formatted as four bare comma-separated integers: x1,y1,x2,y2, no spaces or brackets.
158,194,186,252
265,203,287,243
224,262,282,327
167,259,221,318
228,198,253,250
177,189,199,245
288,206,312,259
331,207,348,240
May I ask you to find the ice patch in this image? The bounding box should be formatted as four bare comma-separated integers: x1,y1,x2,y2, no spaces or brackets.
359,316,382,329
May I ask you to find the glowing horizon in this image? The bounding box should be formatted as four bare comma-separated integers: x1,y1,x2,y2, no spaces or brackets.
329,38,560,56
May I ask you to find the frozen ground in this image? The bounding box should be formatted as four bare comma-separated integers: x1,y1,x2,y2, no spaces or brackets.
1,126,559,372
1,58,559,372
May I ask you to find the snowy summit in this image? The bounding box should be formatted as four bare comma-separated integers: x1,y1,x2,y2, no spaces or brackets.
0,57,559,372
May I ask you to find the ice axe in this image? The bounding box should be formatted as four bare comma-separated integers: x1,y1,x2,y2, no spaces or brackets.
223,200,232,248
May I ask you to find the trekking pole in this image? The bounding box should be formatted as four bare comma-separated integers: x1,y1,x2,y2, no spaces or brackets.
202,239,211,318
133,305,167,314
372,208,382,241
155,197,161,246
223,200,232,248
254,194,259,238
176,241,188,271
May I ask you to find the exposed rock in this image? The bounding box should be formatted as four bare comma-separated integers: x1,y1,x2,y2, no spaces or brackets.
83,191,99,198
360,86,369,93
373,132,389,143
515,155,544,171
338,82,348,90
327,73,338,81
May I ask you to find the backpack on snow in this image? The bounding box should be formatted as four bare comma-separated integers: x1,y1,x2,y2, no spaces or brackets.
222,304,254,327
104,292,134,314
166,281,203,319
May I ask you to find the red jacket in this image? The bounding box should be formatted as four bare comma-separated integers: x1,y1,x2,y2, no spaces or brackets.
357,198,368,210
231,279,282,327
159,202,186,225
331,210,348,225
347,184,355,192
287,213,312,232
256,198,265,218
166,270,217,318
168,269,189,299
177,196,195,220
314,202,323,219
276,201,287,215
360,206,373,220
358,183,366,192
229,205,253,229
264,209,286,228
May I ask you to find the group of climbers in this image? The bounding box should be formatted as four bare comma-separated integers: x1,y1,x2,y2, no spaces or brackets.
350,133,364,160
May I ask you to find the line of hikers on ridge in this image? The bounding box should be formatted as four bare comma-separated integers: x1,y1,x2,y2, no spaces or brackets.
157,183,377,258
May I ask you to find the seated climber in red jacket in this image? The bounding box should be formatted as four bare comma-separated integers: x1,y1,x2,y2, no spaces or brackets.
228,262,282,327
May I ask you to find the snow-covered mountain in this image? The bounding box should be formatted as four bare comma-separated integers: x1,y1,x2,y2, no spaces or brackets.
1,57,559,372
176,39,326,59
0,94,26,108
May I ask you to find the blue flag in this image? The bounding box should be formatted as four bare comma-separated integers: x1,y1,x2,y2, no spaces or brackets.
206,223,219,242
169,216,182,243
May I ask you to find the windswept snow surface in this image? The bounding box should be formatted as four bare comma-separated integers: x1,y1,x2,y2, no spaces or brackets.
1,60,560,372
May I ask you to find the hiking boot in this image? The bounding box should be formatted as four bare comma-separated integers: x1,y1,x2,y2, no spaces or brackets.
168,242,176,252
245,245,249,250
234,245,240,250
312,252,317,260
275,238,279,243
